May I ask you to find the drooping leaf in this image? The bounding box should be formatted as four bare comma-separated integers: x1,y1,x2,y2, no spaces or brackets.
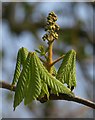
24,53,41,105
12,50,21,86
56,49,76,90
40,81,49,99
20,47,29,66
34,52,74,97
12,47,28,86
13,52,31,110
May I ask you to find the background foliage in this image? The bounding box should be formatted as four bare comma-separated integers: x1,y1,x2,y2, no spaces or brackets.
1,2,94,118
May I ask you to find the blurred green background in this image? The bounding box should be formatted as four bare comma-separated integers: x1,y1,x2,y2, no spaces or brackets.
1,2,94,118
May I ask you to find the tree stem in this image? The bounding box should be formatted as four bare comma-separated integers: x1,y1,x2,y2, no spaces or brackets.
47,41,53,73
0,81,95,109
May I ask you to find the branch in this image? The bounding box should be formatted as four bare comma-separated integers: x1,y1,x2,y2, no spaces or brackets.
50,55,65,67
0,81,95,109
0,81,16,91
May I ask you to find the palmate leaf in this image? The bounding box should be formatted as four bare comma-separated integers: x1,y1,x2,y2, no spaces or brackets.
34,52,74,97
12,47,28,86
56,49,76,90
13,52,31,110
24,52,41,105
13,48,76,110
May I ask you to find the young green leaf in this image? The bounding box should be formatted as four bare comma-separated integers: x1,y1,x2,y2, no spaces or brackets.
12,50,21,86
12,47,28,86
40,81,49,99
13,52,31,110
56,49,76,90
24,53,41,105
34,52,74,97
20,47,29,66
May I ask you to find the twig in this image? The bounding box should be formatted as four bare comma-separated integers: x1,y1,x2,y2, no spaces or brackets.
50,55,65,67
0,81,16,91
0,81,95,109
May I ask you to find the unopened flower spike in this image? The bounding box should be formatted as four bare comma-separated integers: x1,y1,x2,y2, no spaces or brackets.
42,11,60,42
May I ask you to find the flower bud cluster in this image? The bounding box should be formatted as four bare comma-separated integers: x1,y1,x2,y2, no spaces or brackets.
42,11,60,42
